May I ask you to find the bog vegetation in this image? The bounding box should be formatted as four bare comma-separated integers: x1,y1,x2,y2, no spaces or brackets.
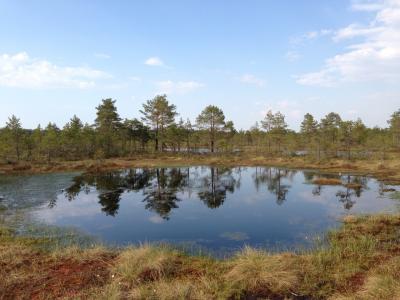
1,214,400,299
1,95,399,163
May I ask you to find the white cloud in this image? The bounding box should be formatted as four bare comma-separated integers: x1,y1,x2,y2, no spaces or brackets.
156,80,204,95
0,52,111,89
128,76,141,82
94,52,111,59
285,51,301,62
297,0,400,86
296,70,336,87
145,56,165,66
239,74,265,87
333,24,384,41
258,99,303,120
149,215,164,224
351,0,384,11
290,29,332,45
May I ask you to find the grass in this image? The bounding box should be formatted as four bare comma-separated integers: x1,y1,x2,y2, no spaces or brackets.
1,152,400,181
1,214,400,299
312,178,343,186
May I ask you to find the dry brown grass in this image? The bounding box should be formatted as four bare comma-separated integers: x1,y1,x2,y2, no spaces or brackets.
113,245,182,287
0,228,115,299
2,153,400,183
313,178,343,185
2,214,400,299
224,247,300,298
344,183,363,189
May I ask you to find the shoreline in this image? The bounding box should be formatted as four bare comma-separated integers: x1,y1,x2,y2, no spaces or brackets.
2,154,400,298
1,153,400,184
1,214,400,299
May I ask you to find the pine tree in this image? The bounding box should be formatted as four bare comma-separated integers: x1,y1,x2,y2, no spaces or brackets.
6,115,23,161
95,99,121,157
196,105,225,153
140,95,177,152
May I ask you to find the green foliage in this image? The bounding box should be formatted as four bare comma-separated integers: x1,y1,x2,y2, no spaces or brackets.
140,94,177,152
95,98,122,157
388,109,400,148
261,110,288,153
5,115,23,161
0,99,398,162
123,118,151,154
42,123,60,162
196,105,225,153
62,115,84,159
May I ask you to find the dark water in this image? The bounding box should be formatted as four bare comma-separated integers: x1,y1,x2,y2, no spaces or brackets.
0,167,399,256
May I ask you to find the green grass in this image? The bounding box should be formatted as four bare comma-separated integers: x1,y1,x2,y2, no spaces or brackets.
1,214,400,299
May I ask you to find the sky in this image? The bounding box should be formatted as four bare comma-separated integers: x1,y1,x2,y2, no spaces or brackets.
0,0,399,130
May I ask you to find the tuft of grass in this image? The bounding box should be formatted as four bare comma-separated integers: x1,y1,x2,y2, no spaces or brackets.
313,178,342,185
129,279,204,300
113,245,182,287
225,247,300,298
345,183,363,189
2,214,400,299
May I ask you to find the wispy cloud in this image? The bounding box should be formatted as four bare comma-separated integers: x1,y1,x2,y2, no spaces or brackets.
145,56,165,66
285,51,301,62
0,52,111,89
149,215,164,224
94,52,111,59
297,0,400,87
156,80,204,95
290,29,332,45
258,99,303,120
239,74,265,87
351,0,384,11
128,76,142,82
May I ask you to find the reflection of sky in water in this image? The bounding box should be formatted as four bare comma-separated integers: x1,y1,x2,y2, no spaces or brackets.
0,167,399,256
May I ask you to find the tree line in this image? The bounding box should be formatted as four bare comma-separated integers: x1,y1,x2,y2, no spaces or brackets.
1,95,399,162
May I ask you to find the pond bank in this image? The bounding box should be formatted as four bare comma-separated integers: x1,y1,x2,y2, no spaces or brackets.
1,153,400,184
1,214,400,299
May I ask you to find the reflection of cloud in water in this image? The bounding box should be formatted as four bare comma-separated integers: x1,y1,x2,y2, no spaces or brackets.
33,194,101,224
297,190,331,205
296,187,398,216
241,192,268,205
149,215,164,224
220,231,250,241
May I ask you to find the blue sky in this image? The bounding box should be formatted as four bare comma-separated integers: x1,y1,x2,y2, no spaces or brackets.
0,0,399,130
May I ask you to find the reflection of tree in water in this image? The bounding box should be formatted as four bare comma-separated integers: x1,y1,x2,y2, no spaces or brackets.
64,169,154,216
303,171,316,183
98,189,123,216
309,173,368,210
336,175,368,210
252,168,293,205
62,167,239,218
142,168,188,219
63,175,91,202
197,167,236,208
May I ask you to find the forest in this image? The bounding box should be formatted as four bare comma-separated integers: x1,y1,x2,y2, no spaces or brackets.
1,95,399,163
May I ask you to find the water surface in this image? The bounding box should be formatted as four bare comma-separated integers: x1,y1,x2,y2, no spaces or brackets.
0,167,398,256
